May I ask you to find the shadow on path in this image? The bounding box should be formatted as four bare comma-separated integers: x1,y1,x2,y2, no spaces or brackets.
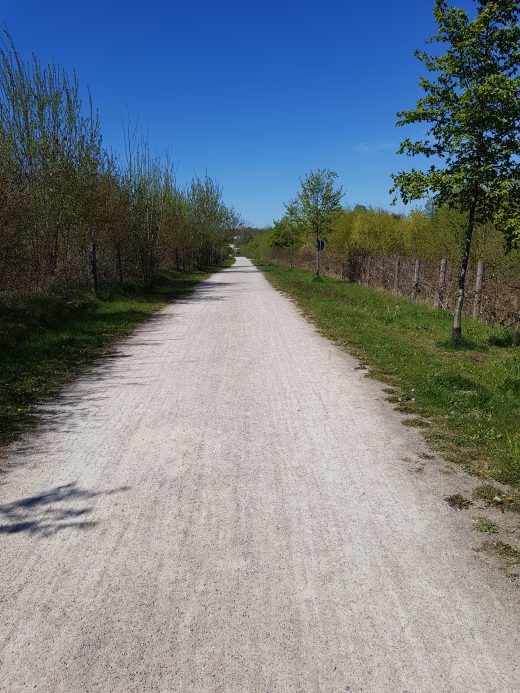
176,281,237,304
0,482,130,537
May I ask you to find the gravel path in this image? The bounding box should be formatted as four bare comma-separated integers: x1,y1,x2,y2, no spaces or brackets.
0,257,519,692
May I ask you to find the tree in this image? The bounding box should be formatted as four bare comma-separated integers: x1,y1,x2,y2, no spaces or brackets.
186,175,240,269
270,203,303,269
271,203,305,268
292,169,343,277
391,0,519,339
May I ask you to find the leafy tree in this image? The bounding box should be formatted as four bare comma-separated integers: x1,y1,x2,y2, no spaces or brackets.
292,169,343,276
187,174,240,269
391,0,520,338
270,202,305,268
0,31,240,293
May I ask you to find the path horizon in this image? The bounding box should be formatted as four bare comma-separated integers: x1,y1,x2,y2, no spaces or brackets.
0,257,519,692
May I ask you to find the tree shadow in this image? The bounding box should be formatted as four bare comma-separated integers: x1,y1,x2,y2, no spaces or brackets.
177,282,235,303
488,330,520,348
437,336,481,351
0,482,130,537
225,267,258,273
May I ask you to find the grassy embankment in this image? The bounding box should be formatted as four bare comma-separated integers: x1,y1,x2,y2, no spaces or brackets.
253,259,520,502
0,260,233,448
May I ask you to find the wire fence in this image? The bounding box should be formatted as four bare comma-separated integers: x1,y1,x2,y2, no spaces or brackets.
281,250,520,329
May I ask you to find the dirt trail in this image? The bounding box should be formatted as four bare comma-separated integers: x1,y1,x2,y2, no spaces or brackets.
0,257,519,692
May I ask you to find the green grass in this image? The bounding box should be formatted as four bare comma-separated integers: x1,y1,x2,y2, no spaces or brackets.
0,260,233,447
473,483,520,512
252,259,520,491
471,516,499,534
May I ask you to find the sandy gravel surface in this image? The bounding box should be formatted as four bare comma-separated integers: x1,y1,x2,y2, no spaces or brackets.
0,257,519,692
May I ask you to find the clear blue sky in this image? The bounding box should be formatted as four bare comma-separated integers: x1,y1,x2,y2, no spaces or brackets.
2,0,476,226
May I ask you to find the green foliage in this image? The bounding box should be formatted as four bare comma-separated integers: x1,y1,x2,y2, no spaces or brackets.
292,169,344,244
241,227,274,258
186,174,240,270
351,208,403,255
270,202,306,267
472,516,499,533
391,0,519,337
266,169,344,276
391,0,519,233
0,31,240,294
473,483,520,512
243,202,520,286
271,217,302,250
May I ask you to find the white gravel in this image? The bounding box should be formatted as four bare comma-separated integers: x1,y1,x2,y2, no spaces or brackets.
0,256,519,692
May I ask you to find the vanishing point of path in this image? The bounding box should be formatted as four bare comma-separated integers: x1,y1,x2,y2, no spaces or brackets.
0,257,519,692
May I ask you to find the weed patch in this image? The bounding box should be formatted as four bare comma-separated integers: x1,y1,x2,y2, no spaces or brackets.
473,484,520,512
475,540,520,579
471,516,499,533
445,494,473,510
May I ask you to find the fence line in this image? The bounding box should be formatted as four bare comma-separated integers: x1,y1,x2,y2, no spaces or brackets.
272,249,520,329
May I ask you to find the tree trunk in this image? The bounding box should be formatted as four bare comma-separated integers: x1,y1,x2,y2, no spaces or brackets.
341,255,348,281
364,255,371,285
453,192,479,340
472,260,485,320
412,259,421,300
437,258,447,308
51,225,60,276
116,243,123,285
90,238,98,294
393,255,401,295
139,246,154,288
147,247,155,287
315,233,320,277
290,243,294,270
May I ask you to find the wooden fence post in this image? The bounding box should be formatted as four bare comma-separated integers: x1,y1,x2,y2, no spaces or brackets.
365,255,371,285
437,258,447,309
412,259,421,300
473,260,485,320
394,256,401,295
342,253,350,281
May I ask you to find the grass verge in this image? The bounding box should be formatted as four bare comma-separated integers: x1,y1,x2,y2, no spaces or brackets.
0,260,233,448
252,259,520,492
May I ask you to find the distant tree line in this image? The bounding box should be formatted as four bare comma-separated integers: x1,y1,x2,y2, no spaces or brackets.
243,203,518,269
0,32,241,294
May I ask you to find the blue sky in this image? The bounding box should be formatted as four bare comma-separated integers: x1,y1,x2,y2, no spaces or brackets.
2,0,476,226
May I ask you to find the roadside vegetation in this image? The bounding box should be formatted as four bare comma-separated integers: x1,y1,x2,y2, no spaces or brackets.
243,0,520,563
0,30,240,294
0,32,241,447
242,203,520,330
0,261,233,448
248,261,520,495
247,1,519,338
390,0,519,339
